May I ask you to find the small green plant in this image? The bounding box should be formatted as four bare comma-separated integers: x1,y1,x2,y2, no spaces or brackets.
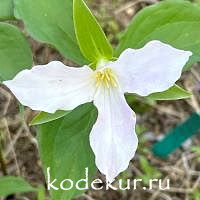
192,190,200,200
191,146,200,161
137,156,162,186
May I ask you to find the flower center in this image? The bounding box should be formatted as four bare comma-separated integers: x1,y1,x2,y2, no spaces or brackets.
95,68,118,88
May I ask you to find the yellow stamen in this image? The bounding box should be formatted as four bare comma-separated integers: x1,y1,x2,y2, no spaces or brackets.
95,68,118,88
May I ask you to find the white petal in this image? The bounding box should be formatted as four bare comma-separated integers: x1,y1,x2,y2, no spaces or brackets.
110,40,192,96
90,86,138,182
3,61,96,113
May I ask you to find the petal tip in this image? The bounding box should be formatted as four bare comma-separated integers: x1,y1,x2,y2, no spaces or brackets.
185,50,193,58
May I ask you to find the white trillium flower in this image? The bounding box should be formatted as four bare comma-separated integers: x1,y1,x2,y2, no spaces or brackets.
3,40,192,182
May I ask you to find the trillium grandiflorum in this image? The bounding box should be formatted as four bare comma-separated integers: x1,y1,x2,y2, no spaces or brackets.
3,40,192,182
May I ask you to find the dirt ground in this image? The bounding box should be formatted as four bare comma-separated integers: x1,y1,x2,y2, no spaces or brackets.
0,0,200,199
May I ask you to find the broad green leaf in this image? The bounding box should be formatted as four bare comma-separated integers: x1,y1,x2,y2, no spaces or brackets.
116,0,200,69
137,21,200,70
73,0,113,64
30,110,71,125
0,23,32,80
0,176,36,197
14,0,86,65
0,0,14,20
147,85,191,100
116,0,200,52
38,103,97,200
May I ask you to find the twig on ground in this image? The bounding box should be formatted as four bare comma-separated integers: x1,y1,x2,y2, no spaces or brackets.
0,132,7,175
82,194,95,200
5,125,23,157
0,87,12,116
2,118,21,176
191,68,200,82
192,176,200,190
182,153,191,200
115,0,157,15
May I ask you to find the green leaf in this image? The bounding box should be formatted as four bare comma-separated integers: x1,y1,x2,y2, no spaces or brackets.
137,21,200,70
147,85,191,100
14,0,86,65
38,103,97,200
73,0,113,64
30,110,71,125
116,0,200,69
37,186,46,200
0,0,14,20
0,176,36,197
0,23,32,81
